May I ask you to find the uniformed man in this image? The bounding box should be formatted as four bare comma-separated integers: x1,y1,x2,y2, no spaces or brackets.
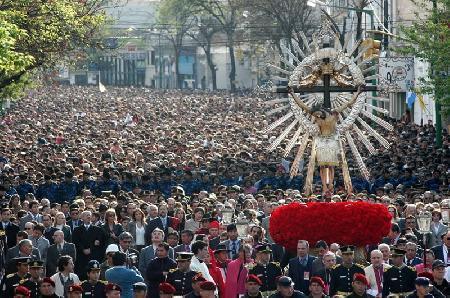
68,284,83,298
133,282,147,298
39,277,58,298
166,252,197,296
1,257,31,297
81,260,107,298
20,259,44,298
249,243,282,296
308,276,328,298
159,282,176,298
105,283,122,298
185,273,207,298
382,248,416,297
346,273,375,298
242,274,263,298
329,245,365,296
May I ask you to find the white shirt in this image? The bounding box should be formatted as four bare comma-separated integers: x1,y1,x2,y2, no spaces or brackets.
190,255,215,284
51,272,80,297
444,245,449,265
135,225,145,246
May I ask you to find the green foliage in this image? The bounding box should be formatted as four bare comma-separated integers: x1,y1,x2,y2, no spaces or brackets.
400,0,450,111
0,0,107,99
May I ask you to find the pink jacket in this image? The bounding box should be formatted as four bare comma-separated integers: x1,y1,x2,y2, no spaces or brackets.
224,258,248,298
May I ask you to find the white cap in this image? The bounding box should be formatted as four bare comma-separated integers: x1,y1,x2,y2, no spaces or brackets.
105,244,119,254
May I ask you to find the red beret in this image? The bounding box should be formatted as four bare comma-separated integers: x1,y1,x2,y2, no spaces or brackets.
15,286,30,297
246,274,262,285
353,273,369,286
418,271,434,282
68,284,83,293
105,283,122,293
192,273,207,283
310,276,325,288
209,221,220,229
42,277,55,287
199,281,216,291
159,282,176,294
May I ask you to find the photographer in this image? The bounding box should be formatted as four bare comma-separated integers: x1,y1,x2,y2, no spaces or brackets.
118,232,139,266
105,251,144,298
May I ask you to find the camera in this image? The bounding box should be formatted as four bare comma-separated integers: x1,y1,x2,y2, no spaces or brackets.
127,253,138,268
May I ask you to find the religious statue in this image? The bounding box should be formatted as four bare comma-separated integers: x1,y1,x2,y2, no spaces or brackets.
262,17,396,194
287,85,363,192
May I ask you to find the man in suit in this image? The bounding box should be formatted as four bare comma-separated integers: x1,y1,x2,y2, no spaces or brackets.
72,210,107,280
405,242,423,266
42,214,58,245
66,207,82,232
287,239,317,295
381,223,401,246
138,228,174,277
117,232,139,265
364,249,391,297
144,202,174,243
220,224,241,260
146,242,177,298
311,240,342,276
431,231,450,265
5,239,41,274
0,207,20,249
174,230,194,255
313,251,336,295
46,230,76,276
19,200,43,230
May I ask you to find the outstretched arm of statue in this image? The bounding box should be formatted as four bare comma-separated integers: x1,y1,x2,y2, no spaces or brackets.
334,85,364,113
287,86,312,114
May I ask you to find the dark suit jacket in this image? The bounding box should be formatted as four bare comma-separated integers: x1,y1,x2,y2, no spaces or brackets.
144,217,174,244
146,257,177,298
45,242,76,276
209,236,220,250
431,245,446,263
72,224,107,279
43,227,59,245
0,222,20,249
101,223,124,245
66,219,82,232
288,255,317,295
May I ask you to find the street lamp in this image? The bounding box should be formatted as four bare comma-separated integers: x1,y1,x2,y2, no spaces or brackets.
416,211,432,268
440,199,450,223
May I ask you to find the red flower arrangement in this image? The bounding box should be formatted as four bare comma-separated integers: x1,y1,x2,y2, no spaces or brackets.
269,201,392,252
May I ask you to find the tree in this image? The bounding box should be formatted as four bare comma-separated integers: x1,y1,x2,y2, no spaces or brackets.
157,0,196,89
187,15,221,90
0,0,108,98
400,0,450,112
244,0,316,56
191,0,244,92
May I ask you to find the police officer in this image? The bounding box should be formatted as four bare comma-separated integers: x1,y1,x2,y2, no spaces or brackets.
1,257,31,297
185,273,207,298
382,248,417,297
81,260,107,298
248,243,282,296
21,259,44,298
329,245,365,296
166,252,197,296
346,273,374,298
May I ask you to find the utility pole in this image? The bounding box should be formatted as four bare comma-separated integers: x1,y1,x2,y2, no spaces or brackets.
383,0,389,50
432,0,442,147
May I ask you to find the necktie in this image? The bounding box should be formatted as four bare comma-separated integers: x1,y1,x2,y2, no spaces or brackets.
58,244,63,252
185,245,190,252
231,241,237,258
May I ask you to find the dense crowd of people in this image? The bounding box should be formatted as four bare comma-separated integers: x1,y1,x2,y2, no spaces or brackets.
0,86,448,298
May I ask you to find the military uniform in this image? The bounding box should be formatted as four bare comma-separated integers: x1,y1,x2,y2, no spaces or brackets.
2,272,31,297
166,267,197,295
249,262,282,293
81,280,107,298
329,263,365,296
81,260,106,298
382,265,416,297
21,278,42,298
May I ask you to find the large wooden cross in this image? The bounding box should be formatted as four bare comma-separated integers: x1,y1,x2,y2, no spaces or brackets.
274,56,377,108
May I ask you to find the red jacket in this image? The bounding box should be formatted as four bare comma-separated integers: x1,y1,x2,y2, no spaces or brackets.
208,263,225,298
